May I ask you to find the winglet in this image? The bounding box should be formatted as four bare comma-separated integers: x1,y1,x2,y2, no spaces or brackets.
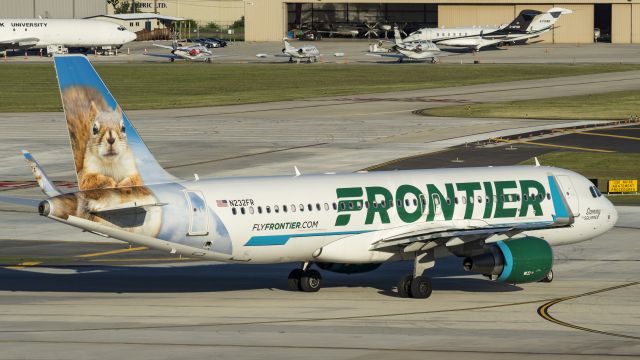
22,150,62,197
534,157,540,167
294,166,301,177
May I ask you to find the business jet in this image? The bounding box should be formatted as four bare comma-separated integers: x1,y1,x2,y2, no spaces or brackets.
3,55,617,299
257,39,320,63
367,27,440,63
403,7,572,51
0,19,136,54
149,38,217,63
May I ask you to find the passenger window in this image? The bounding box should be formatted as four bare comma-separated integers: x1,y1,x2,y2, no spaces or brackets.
365,201,369,208
405,199,410,206
299,204,304,212
373,201,378,208
413,199,418,206
291,205,296,213
257,206,262,214
274,205,279,213
381,200,386,208
340,202,346,210
420,195,426,206
397,199,402,207
240,207,245,215
232,208,237,215
446,198,451,205
316,203,321,211
249,207,254,214
308,204,313,211
324,203,329,211
283,205,288,213
332,202,337,210
266,206,271,214
523,194,529,201
461,197,466,204
348,201,354,209
477,196,482,203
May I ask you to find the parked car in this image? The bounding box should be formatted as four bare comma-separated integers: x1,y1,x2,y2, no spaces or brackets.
185,38,221,48
205,37,228,47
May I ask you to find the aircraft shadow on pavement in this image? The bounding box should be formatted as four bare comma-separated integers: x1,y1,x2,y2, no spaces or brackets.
0,257,521,295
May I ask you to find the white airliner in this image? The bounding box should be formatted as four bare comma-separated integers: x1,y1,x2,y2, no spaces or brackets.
4,55,617,299
403,8,572,51
0,19,136,54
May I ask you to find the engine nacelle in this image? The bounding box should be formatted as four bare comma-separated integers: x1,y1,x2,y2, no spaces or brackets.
463,237,552,283
316,262,381,274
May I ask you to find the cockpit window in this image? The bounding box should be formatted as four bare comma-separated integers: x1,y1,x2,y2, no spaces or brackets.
117,26,127,31
589,186,598,198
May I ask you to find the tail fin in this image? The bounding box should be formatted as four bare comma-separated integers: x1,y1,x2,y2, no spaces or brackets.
283,39,295,52
393,26,403,45
527,7,573,32
53,55,175,191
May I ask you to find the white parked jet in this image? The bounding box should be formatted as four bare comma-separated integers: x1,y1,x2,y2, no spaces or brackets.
0,19,136,54
278,39,320,63
403,8,572,51
5,55,618,299
367,27,440,63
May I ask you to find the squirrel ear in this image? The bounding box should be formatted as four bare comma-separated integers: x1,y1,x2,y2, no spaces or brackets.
116,106,123,117
89,101,99,119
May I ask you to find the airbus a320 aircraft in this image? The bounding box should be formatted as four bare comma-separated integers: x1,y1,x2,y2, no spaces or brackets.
403,7,572,51
7,55,617,299
0,19,136,54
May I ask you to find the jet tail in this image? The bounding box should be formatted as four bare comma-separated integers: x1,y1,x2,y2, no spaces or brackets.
283,39,296,52
53,55,175,192
527,7,573,33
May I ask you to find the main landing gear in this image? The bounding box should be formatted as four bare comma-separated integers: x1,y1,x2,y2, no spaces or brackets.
539,269,554,283
288,263,323,292
397,251,435,299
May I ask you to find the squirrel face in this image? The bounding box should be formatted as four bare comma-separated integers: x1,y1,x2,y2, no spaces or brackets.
87,102,128,162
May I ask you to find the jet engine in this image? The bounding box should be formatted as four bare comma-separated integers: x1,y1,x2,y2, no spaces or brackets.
463,237,552,283
316,262,381,274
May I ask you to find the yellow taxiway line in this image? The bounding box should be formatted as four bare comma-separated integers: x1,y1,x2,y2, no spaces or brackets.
75,246,148,258
6,261,42,269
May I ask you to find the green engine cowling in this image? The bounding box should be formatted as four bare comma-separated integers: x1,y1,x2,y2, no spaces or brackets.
463,237,553,283
316,262,382,274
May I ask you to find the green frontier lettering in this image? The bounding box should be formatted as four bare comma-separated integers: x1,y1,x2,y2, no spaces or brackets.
494,180,518,218
456,182,481,219
426,183,455,221
335,187,362,226
396,184,424,223
365,186,393,224
519,180,546,216
335,179,547,226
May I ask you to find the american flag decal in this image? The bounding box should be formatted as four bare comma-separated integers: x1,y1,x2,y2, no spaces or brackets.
216,199,228,207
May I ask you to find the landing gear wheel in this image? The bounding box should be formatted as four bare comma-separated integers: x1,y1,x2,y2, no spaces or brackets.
410,276,432,299
299,269,322,292
170,58,175,62
397,274,413,298
540,270,554,283
288,268,304,291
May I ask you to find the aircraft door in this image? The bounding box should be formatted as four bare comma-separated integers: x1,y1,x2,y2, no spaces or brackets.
556,175,580,216
431,194,442,216
184,190,209,236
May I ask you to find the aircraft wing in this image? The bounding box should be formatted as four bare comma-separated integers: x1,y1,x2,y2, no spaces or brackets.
145,53,180,60
0,37,39,48
365,52,404,59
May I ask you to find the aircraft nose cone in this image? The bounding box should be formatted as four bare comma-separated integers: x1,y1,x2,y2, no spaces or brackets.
127,31,137,43
610,202,619,226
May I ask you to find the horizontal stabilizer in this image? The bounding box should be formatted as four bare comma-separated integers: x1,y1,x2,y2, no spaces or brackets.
22,150,61,197
0,196,41,207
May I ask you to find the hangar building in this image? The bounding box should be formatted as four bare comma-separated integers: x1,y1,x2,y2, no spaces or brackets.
0,0,106,19
245,1,640,44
